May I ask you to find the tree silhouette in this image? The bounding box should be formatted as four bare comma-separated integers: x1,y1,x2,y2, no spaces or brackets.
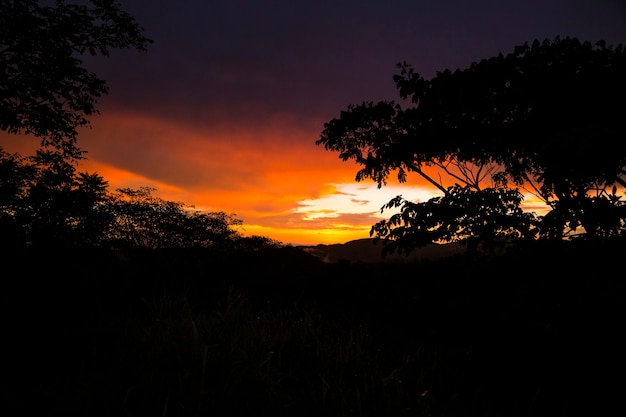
317,37,626,254
0,147,32,247
0,0,152,147
101,187,245,251
0,148,264,251
25,146,109,247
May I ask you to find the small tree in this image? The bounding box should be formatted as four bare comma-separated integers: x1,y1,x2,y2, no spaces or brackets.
0,147,33,247
102,187,245,251
317,37,626,254
0,144,111,248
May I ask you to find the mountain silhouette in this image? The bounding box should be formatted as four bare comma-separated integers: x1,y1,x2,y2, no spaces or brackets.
298,238,464,263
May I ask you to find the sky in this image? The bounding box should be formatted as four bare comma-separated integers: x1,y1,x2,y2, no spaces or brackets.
4,0,626,246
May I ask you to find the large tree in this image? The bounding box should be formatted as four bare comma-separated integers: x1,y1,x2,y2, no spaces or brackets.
317,37,626,255
0,0,152,147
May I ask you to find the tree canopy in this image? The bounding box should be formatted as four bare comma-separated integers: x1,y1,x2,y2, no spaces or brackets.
317,37,626,255
0,0,152,147
0,146,280,252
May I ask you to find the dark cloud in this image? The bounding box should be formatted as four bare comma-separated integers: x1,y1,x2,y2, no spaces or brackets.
89,0,626,129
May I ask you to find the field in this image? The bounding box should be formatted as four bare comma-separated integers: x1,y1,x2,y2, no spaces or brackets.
2,240,623,416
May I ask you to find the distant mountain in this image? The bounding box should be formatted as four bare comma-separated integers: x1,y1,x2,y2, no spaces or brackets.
298,238,464,263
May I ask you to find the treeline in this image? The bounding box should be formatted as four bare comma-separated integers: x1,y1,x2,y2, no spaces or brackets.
0,145,279,252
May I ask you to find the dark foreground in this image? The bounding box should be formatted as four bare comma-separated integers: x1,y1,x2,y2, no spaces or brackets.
2,240,624,416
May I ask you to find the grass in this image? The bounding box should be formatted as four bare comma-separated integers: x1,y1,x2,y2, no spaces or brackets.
2,241,624,416
115,286,439,416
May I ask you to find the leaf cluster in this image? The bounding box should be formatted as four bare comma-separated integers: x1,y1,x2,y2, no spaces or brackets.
0,0,153,146
371,186,537,257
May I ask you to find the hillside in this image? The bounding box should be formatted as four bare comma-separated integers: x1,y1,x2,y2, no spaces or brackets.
298,238,465,263
4,240,624,416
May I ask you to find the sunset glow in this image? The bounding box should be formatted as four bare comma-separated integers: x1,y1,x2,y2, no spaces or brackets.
0,106,588,247
2,0,623,246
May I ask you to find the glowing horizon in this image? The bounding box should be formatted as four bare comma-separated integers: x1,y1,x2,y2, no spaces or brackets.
2,0,620,246
1,111,553,248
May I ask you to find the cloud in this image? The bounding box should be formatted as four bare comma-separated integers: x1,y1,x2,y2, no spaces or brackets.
350,198,370,205
80,111,353,189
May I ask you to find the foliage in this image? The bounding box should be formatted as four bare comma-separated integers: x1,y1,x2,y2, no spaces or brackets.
28,148,109,247
0,0,152,147
0,144,107,247
102,186,244,251
371,185,537,256
317,37,626,252
0,146,269,251
0,147,31,246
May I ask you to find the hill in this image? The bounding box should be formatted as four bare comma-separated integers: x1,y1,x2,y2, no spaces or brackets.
298,238,464,263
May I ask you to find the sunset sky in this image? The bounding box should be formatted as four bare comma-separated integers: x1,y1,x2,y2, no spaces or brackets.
4,0,626,245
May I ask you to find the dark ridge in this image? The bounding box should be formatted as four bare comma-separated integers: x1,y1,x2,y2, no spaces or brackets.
299,238,465,263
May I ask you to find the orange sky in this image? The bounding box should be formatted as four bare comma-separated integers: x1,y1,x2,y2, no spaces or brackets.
2,1,624,246
2,110,550,246
2,110,451,246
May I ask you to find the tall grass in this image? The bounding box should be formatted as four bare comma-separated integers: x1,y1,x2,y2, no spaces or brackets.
114,285,446,417
5,242,623,416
